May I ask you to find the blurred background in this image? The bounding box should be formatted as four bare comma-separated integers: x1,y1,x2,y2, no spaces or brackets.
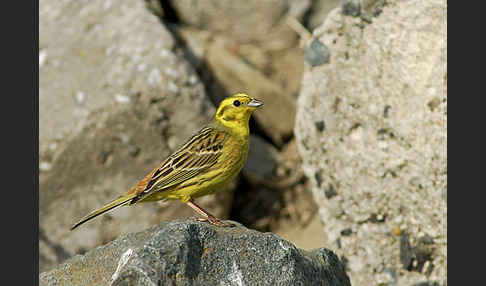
39,0,446,285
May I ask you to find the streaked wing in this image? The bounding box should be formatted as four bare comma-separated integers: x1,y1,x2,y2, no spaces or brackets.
133,127,227,201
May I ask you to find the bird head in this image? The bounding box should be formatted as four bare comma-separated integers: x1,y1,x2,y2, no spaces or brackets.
214,93,263,126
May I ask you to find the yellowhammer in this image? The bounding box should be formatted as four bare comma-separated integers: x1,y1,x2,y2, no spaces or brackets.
71,93,263,229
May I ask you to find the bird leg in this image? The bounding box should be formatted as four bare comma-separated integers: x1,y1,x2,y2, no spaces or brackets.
186,200,234,227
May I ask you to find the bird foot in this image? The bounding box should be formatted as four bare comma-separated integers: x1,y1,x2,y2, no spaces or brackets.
192,216,235,227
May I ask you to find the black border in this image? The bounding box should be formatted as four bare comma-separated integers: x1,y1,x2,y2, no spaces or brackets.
35,0,40,284
4,0,38,284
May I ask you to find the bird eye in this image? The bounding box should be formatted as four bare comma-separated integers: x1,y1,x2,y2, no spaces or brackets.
233,100,241,107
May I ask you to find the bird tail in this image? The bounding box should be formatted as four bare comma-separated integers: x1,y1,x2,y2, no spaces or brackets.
70,194,136,230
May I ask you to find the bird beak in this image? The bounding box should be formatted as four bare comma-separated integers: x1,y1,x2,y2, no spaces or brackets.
248,98,264,108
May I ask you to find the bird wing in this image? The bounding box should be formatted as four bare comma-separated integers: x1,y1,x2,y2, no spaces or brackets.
130,127,228,202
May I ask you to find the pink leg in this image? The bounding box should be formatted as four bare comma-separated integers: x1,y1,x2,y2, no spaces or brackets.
186,200,234,227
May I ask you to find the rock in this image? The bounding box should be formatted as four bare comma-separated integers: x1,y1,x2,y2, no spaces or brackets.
39,224,162,286
243,134,279,182
400,232,414,270
341,0,361,16
274,209,327,252
295,0,446,285
305,38,330,67
266,46,305,102
39,0,232,273
307,0,341,30
144,0,164,18
40,220,351,286
168,0,310,50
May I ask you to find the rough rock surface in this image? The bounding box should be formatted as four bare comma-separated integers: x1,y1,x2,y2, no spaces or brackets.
39,0,232,273
40,220,350,286
169,0,310,50
39,223,162,286
295,0,446,285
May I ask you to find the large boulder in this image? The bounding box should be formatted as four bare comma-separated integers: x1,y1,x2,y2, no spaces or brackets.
39,0,232,273
40,220,351,286
295,0,446,285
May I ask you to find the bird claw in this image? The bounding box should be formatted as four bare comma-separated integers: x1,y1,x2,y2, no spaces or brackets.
191,216,235,227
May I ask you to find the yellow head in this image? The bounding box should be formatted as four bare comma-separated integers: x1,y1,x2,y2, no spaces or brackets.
212,93,263,134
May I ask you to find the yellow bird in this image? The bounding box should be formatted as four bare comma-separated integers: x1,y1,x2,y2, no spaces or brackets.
71,93,263,230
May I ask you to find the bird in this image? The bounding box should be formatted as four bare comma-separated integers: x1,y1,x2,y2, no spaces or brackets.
71,93,263,230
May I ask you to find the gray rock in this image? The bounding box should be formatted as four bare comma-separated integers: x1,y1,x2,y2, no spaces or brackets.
373,0,386,16
360,12,373,24
39,0,232,273
243,134,279,182
40,220,351,286
295,0,446,285
39,224,162,286
400,232,414,270
341,0,361,16
305,38,330,67
315,120,326,132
